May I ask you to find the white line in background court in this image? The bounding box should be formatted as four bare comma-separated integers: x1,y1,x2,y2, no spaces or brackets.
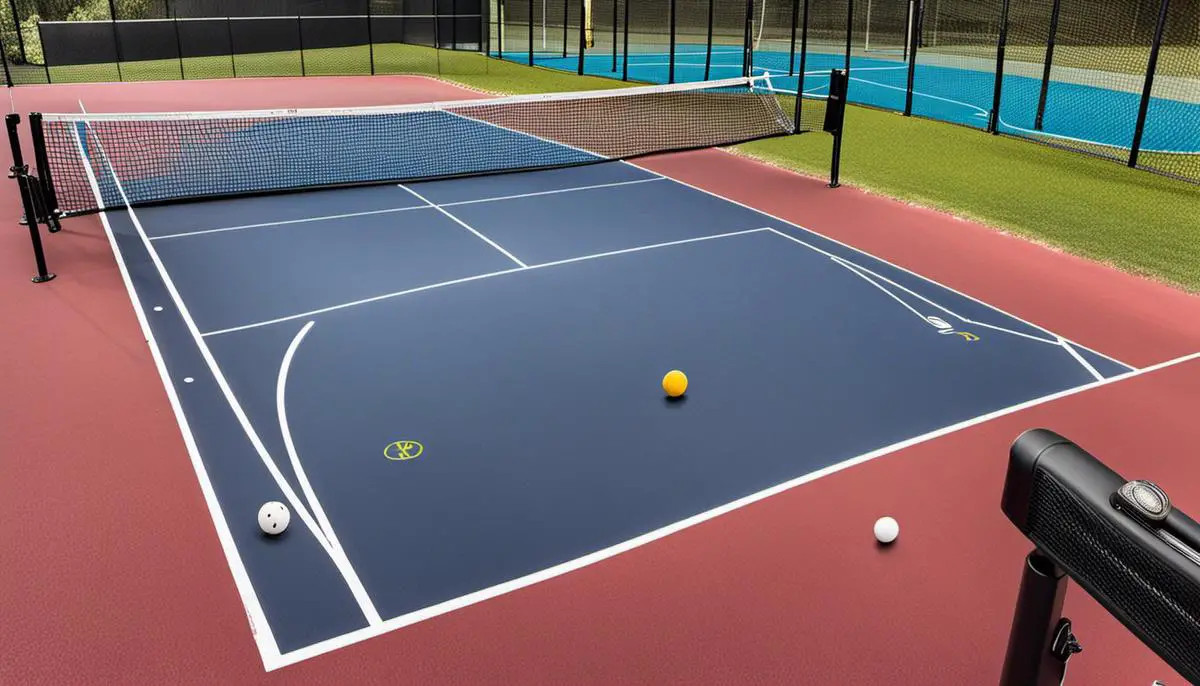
201,227,773,337
398,184,528,267
150,177,666,241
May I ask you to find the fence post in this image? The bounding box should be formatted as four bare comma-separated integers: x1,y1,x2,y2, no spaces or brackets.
0,31,11,87
173,17,184,79
452,0,458,49
8,0,25,64
577,0,586,74
527,0,533,65
367,1,375,74
988,0,1011,134
1034,0,1061,131
1129,0,1170,168
794,0,810,128
704,0,713,80
107,0,124,81
668,0,676,83
497,0,504,58
904,0,920,115
611,0,617,72
788,0,799,76
36,20,49,82
843,0,852,74
562,0,569,58
621,0,629,80
227,17,236,77
297,14,306,76
742,0,753,77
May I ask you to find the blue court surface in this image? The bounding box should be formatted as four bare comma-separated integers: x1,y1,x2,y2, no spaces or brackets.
508,44,1200,154
98,157,1135,666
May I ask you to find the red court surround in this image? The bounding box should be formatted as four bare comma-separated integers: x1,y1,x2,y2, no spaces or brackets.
2,76,1197,685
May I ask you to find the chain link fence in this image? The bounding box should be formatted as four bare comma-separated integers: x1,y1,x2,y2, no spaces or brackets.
0,0,488,85
490,0,1199,183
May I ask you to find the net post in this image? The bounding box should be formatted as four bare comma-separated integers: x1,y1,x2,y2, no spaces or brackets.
173,17,185,79
788,0,799,76
37,20,50,83
704,0,713,81
297,14,306,76
1033,0,1060,131
28,112,57,221
367,1,375,75
5,113,54,283
621,0,629,80
611,0,617,73
823,69,848,189
563,0,570,59
903,0,919,116
107,0,124,82
1129,0,1171,169
227,17,236,77
668,0,676,83
793,0,810,127
843,0,852,74
527,0,533,65
577,0,586,74
987,0,1011,135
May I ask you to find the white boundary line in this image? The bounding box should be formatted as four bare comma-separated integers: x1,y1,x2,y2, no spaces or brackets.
75,101,381,629
70,125,283,671
149,178,668,242
269,349,1200,670
398,184,528,268
277,322,382,625
40,76,767,121
150,204,434,240
629,162,1137,373
202,227,772,337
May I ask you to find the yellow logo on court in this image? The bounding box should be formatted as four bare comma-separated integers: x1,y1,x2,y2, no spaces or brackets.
384,440,424,461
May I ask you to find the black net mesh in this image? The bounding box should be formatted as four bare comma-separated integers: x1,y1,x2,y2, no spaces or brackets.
499,0,532,63
626,0,671,69
1000,0,1154,157
300,16,372,75
114,19,183,81
910,0,1002,128
369,14,440,74
176,18,235,78
37,76,794,216
1028,471,1200,681
39,21,120,83
229,17,304,77
1139,0,1199,182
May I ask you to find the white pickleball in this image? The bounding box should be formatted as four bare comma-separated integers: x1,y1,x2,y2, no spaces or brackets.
258,501,290,535
874,516,899,544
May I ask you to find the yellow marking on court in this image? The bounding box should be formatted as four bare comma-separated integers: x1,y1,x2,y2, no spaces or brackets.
384,440,424,461
954,332,980,342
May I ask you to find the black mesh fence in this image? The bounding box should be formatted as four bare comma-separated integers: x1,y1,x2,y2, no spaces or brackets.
5,0,485,84
488,0,1197,183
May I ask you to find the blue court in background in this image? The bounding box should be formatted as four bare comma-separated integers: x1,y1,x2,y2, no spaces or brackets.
100,156,1135,660
504,44,1200,155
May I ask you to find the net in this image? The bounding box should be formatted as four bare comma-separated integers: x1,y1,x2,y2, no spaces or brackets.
36,75,795,216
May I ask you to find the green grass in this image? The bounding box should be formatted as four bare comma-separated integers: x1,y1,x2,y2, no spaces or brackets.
436,56,1200,292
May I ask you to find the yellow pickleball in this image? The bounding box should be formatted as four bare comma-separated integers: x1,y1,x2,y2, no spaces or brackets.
662,370,688,398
